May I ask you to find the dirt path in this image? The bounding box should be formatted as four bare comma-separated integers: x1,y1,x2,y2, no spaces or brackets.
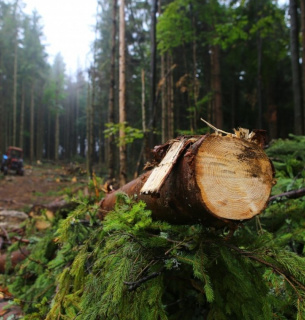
0,164,84,211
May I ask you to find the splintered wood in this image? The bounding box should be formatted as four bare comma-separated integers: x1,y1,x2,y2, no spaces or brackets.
140,139,187,196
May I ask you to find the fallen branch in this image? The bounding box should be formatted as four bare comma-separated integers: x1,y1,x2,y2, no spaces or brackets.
223,242,305,298
0,248,30,273
269,188,305,203
124,268,164,291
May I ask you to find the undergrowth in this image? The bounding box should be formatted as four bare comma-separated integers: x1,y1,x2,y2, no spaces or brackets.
2,134,305,319
2,194,305,319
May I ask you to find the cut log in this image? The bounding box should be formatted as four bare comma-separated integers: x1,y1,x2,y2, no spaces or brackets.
0,210,28,231
100,133,275,226
0,248,29,273
28,200,78,230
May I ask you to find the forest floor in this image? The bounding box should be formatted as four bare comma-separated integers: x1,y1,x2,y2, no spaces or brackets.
0,162,87,212
0,162,87,319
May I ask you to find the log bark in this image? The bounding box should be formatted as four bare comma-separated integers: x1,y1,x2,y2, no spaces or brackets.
101,133,275,226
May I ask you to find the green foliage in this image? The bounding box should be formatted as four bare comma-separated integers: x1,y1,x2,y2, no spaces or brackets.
157,0,193,53
104,122,144,146
266,134,305,194
214,13,249,49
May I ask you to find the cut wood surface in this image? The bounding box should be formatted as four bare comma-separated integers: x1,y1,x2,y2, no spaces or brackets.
100,133,275,225
195,135,273,220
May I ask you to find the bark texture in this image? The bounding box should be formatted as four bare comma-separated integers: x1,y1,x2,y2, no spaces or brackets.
101,133,274,226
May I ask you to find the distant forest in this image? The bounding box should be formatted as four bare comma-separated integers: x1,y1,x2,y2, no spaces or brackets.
0,0,303,183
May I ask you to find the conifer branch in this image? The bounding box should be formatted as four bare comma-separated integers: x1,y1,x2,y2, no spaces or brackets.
135,259,156,281
164,239,188,255
124,268,164,291
223,242,305,295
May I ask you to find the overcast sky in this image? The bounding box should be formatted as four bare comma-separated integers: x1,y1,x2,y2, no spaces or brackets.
23,0,97,75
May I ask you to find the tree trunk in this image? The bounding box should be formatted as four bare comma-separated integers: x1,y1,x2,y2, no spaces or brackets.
47,109,51,159
149,0,157,149
167,54,174,139
0,52,3,152
36,89,44,160
290,0,303,134
30,82,35,164
108,0,117,180
12,31,18,147
141,69,148,165
54,113,59,162
192,6,198,132
86,82,93,177
19,82,24,149
100,132,274,226
210,45,223,129
12,0,18,147
90,69,96,172
161,53,167,143
300,0,305,131
267,81,278,139
257,34,263,129
98,95,104,166
119,0,127,186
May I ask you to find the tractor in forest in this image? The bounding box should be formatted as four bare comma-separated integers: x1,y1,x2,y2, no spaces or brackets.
1,146,24,176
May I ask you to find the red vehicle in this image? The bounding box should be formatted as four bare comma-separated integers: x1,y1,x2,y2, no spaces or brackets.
1,147,24,176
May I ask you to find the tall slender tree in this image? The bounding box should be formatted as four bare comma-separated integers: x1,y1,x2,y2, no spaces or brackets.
108,0,117,180
54,54,65,161
30,81,35,163
149,0,157,148
119,0,127,186
300,0,305,131
12,0,19,147
289,0,303,134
